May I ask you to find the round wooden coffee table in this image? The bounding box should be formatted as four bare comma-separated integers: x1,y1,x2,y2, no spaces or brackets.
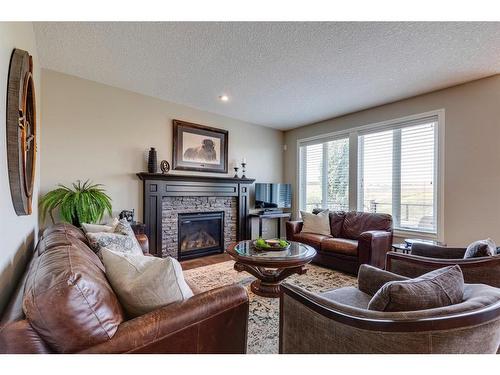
226,240,316,298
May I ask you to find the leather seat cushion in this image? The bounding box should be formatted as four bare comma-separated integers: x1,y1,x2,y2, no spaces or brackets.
23,241,124,353
320,287,372,309
321,238,358,256
293,233,332,249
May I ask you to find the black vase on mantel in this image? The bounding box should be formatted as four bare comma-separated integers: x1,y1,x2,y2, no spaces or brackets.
147,147,158,173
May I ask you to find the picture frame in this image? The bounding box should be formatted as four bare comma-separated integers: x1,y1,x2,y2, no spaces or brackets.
172,119,228,173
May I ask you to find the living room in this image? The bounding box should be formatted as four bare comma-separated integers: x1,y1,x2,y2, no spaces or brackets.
1,1,499,371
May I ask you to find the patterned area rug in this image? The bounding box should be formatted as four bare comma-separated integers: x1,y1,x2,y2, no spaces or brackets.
183,261,357,354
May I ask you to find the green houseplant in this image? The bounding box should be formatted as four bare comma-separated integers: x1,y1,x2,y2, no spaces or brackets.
40,180,112,227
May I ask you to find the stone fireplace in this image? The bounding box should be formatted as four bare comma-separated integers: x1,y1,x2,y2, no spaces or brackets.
162,197,237,259
137,173,254,258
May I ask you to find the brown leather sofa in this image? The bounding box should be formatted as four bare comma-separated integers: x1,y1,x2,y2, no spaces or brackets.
386,242,500,288
0,223,249,354
286,210,393,274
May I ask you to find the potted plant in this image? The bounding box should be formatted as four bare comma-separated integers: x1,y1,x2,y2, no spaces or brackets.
40,180,112,227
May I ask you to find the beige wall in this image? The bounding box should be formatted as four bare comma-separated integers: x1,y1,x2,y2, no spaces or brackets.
284,75,500,246
40,70,284,237
0,23,41,315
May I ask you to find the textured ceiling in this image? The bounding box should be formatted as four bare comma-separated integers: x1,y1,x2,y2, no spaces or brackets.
34,22,500,130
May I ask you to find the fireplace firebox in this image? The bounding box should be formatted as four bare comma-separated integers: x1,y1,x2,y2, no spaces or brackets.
178,211,224,260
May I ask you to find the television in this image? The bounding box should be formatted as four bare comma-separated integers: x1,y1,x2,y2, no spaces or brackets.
255,183,292,210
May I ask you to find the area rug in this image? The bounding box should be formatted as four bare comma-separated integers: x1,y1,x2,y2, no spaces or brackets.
183,261,357,354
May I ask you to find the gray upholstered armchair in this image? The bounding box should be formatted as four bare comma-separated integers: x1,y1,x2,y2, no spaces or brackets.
386,242,500,288
279,265,500,354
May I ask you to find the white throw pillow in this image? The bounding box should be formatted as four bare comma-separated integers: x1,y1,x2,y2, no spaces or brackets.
81,218,120,233
300,209,331,236
101,248,194,317
81,223,113,233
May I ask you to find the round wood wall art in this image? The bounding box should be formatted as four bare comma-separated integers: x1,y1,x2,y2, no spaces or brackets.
6,48,37,216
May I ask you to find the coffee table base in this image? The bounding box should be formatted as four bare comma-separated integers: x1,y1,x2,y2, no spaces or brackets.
250,279,282,298
234,262,308,298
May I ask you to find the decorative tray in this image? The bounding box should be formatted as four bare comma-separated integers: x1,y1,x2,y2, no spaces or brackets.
252,239,291,251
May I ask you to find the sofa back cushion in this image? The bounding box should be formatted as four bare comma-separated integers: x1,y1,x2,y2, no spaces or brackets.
312,209,346,237
22,232,124,353
342,211,392,240
368,265,464,312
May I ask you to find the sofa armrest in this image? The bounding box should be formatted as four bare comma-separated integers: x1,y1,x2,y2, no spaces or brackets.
410,242,466,259
286,221,303,240
358,230,393,269
357,264,408,296
80,284,249,354
135,234,149,254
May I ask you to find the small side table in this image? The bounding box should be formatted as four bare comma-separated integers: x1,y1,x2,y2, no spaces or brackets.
392,243,412,254
249,212,291,239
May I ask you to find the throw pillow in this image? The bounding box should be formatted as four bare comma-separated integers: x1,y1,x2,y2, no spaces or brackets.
300,209,331,236
86,219,143,256
367,265,464,312
101,248,194,317
81,218,120,233
82,223,113,233
463,238,497,259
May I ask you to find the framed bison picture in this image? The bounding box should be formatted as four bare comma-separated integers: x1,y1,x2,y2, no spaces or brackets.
172,120,228,173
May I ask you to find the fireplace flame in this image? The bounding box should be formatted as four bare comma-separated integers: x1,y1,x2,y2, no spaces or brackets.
181,230,218,251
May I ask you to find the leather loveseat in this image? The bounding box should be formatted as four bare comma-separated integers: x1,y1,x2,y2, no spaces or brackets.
286,210,393,274
0,223,249,354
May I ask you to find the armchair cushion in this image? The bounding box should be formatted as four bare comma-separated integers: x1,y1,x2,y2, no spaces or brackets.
368,265,464,312
320,287,372,309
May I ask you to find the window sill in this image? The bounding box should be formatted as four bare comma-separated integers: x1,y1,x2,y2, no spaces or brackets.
393,229,438,241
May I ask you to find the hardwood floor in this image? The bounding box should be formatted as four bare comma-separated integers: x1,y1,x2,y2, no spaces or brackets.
181,253,232,270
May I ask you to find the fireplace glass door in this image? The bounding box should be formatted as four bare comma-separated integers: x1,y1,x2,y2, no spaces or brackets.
178,211,224,260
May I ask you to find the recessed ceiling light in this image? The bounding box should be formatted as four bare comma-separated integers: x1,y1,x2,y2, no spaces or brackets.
219,95,229,102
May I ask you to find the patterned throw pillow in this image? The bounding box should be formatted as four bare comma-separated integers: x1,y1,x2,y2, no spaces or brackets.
86,219,143,256
463,238,496,259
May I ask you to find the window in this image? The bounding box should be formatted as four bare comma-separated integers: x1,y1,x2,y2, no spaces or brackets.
299,137,349,212
358,118,437,233
298,111,442,238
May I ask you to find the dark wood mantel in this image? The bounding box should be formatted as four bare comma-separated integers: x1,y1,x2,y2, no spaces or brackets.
137,173,255,257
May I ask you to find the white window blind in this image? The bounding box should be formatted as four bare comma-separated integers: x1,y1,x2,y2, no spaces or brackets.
357,118,437,233
299,137,349,212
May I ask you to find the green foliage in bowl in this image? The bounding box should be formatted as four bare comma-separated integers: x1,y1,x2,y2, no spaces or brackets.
254,237,290,250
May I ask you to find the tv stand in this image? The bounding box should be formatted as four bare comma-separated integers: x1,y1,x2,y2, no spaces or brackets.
260,208,283,215
249,212,292,239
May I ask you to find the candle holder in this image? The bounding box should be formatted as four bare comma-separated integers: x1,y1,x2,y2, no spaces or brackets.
233,166,239,179
241,162,247,179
